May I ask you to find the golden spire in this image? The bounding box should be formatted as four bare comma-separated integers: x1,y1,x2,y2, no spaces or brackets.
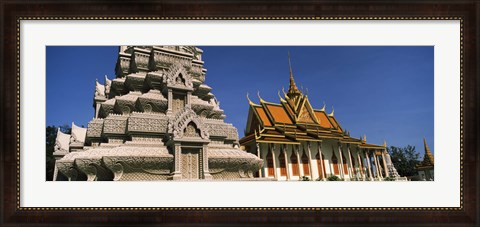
421,137,435,166
287,52,302,98
383,140,387,147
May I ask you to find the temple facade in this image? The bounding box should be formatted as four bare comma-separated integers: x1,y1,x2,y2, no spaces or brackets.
239,57,400,181
416,138,435,181
53,46,262,181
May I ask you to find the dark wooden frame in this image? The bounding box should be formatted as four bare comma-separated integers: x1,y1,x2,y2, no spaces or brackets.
1,1,478,226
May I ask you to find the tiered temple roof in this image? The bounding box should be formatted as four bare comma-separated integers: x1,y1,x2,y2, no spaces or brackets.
240,56,384,149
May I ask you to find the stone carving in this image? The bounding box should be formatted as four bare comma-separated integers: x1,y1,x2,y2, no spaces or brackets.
105,75,112,96
86,118,104,138
54,128,71,152
127,115,168,133
95,80,105,97
168,107,209,140
54,46,263,181
71,122,87,144
165,63,193,89
184,122,201,137
115,52,131,77
103,115,128,134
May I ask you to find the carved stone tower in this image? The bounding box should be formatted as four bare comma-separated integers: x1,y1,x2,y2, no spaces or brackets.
54,46,262,181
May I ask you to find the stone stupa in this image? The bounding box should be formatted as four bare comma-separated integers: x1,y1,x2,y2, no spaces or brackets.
53,46,263,181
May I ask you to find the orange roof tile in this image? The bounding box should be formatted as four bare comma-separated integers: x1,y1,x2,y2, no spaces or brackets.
254,106,272,126
314,111,334,129
265,104,293,124
328,116,342,132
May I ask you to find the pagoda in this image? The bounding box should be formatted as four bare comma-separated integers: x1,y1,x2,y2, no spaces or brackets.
239,55,400,181
416,138,435,180
53,46,262,181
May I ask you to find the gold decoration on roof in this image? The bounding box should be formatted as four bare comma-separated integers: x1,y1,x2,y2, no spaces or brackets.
278,91,286,102
257,91,265,103
246,92,255,105
286,52,302,99
327,106,334,117
320,101,326,112
419,138,434,167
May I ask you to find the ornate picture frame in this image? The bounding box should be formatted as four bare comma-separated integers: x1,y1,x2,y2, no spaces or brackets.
1,1,478,226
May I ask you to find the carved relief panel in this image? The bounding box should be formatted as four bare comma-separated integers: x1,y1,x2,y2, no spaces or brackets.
181,148,200,180
172,94,185,114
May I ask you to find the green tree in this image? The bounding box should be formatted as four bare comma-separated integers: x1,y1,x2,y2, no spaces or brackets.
46,125,71,181
387,145,420,177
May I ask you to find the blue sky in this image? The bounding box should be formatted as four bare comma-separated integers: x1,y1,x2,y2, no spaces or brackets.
46,46,434,155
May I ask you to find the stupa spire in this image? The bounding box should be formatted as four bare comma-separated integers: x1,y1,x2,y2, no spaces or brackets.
422,137,434,166
287,52,302,99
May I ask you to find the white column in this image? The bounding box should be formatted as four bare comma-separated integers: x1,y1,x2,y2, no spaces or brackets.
307,142,314,180
318,142,326,181
347,144,354,179
365,150,373,181
374,152,383,179
283,144,291,181
295,145,301,179
381,149,390,177
338,142,345,179
372,151,380,179
271,144,278,179
256,143,263,178
356,149,365,181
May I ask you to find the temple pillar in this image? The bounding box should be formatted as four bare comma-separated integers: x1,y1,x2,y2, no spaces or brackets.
202,145,212,180
318,142,326,181
307,142,315,180
270,144,278,179
347,144,354,180
375,152,384,179
172,142,182,180
381,149,390,177
356,148,365,181
283,144,291,181
256,143,263,178
365,149,373,181
295,145,302,179
372,151,381,179
338,142,345,179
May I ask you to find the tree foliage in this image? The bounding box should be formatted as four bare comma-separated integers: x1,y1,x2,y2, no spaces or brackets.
46,125,71,181
387,145,420,177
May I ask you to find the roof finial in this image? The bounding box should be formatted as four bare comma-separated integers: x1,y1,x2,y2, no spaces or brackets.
320,101,326,111
287,52,302,98
327,106,334,117
278,91,286,102
246,92,254,105
257,91,265,103
383,140,387,147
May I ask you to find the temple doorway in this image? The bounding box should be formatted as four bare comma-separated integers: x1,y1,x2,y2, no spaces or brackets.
180,148,201,180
